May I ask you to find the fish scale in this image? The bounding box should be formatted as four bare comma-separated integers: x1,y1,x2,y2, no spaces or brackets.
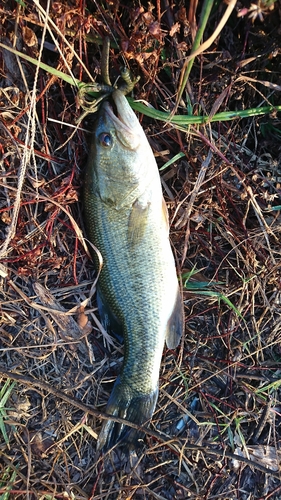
83,89,184,451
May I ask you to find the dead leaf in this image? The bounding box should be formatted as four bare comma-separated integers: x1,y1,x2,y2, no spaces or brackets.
22,26,38,47
169,22,181,37
232,445,280,472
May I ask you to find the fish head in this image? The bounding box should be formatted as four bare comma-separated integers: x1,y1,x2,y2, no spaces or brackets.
88,89,159,207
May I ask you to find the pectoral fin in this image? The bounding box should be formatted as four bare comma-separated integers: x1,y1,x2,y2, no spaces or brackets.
128,200,150,246
165,288,184,349
128,196,169,246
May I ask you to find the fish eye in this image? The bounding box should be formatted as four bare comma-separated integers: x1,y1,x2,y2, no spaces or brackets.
98,132,113,148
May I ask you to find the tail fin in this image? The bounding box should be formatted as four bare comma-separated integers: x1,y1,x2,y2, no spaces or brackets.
97,376,158,452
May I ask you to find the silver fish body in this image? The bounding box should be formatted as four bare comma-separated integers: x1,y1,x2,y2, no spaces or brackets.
83,90,183,450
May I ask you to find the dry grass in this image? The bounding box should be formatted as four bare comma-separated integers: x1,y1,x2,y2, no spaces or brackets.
0,0,281,498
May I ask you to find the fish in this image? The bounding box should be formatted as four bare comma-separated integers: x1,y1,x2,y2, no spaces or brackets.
83,89,184,451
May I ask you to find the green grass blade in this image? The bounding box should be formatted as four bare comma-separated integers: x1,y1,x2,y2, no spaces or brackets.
184,281,224,290
178,0,215,100
255,379,281,395
182,269,224,288
183,283,243,319
0,380,16,446
159,152,186,171
0,468,17,500
174,0,237,113
0,42,80,87
0,381,16,408
266,205,281,211
219,294,243,319
0,417,9,447
128,98,281,126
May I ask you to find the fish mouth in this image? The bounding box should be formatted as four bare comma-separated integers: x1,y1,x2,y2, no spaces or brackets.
103,89,141,150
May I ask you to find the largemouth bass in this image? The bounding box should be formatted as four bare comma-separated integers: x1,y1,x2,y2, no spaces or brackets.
83,89,184,451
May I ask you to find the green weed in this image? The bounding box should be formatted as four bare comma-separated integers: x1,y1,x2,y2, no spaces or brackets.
0,380,16,446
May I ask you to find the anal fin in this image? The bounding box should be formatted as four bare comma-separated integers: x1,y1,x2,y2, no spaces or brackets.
165,288,184,349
